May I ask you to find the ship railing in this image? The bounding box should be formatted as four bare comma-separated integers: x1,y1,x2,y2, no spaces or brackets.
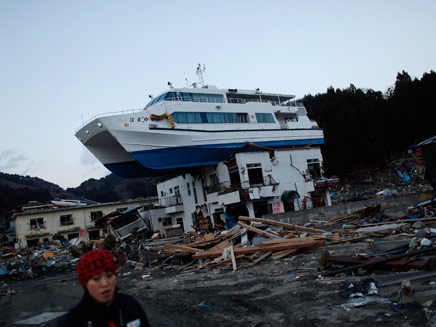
227,98,280,106
76,109,144,132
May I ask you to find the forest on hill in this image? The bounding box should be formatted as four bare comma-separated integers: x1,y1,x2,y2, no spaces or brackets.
0,70,435,221
303,70,436,178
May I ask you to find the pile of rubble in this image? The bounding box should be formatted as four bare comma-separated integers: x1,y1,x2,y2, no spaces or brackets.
331,156,431,204
1,193,436,287
126,194,435,277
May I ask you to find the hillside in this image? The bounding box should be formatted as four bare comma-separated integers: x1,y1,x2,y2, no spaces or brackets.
0,172,160,220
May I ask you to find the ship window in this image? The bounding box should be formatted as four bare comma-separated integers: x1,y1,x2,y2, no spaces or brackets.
172,112,202,123
236,113,249,123
172,111,249,124
199,94,208,102
147,92,224,107
182,93,191,101
255,113,275,123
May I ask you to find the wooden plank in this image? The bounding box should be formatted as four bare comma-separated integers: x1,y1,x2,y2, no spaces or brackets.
252,251,272,265
164,244,202,253
237,222,278,238
271,249,298,260
261,235,328,245
239,216,325,234
331,236,366,244
206,240,231,254
193,239,324,259
283,232,297,239
234,240,248,248
230,245,237,271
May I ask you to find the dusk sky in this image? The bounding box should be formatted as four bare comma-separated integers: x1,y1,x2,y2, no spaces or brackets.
1,1,435,189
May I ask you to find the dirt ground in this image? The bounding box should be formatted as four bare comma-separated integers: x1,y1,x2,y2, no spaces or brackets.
1,242,434,327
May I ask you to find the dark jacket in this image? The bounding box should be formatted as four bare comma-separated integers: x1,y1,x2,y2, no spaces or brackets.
57,290,150,327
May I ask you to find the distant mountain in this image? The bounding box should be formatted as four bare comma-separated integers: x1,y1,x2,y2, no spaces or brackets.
0,172,161,220
66,174,161,203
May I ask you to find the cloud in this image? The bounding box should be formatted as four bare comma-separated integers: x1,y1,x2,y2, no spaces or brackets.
0,149,27,171
80,148,99,166
21,160,44,176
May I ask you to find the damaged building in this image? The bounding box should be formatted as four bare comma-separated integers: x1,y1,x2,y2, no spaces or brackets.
148,143,337,234
13,198,156,248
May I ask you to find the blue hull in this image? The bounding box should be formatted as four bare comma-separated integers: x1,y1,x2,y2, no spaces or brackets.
105,138,324,178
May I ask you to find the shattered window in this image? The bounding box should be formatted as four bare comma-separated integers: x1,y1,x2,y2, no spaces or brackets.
307,159,321,179
90,211,103,221
162,217,172,226
60,214,74,226
247,163,263,185
29,218,44,230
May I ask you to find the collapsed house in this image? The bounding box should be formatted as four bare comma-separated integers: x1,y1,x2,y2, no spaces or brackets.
12,198,156,248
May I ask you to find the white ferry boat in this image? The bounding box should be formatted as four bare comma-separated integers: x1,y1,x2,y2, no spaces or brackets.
76,71,324,178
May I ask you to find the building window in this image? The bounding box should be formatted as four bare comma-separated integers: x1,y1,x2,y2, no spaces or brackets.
247,163,263,185
29,218,44,230
229,166,241,186
210,174,219,186
60,214,74,226
68,233,79,240
187,182,191,196
307,159,321,179
176,217,184,230
192,181,198,204
169,188,173,194
88,230,100,240
162,217,172,226
90,211,103,221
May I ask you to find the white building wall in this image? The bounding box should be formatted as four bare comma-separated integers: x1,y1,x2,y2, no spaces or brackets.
234,148,323,212
156,173,208,232
154,147,327,232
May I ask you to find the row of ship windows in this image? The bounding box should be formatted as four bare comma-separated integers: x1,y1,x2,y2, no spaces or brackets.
146,92,225,108
171,112,276,124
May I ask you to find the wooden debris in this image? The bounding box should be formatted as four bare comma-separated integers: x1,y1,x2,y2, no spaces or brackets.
239,216,326,234
237,222,278,238
271,249,298,260
324,204,381,226
164,244,202,253
252,251,272,265
230,245,237,271
192,239,324,259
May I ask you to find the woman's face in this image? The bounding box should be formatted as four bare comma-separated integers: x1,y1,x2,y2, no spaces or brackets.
86,271,116,303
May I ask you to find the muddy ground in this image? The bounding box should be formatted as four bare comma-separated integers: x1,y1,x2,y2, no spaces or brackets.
1,242,435,327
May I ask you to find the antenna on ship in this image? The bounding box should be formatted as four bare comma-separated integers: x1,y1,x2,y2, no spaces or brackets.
196,63,206,87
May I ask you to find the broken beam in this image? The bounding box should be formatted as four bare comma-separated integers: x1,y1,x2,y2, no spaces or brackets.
192,239,324,259
239,216,325,234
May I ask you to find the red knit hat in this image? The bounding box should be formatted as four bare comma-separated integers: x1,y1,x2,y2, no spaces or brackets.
77,249,117,288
